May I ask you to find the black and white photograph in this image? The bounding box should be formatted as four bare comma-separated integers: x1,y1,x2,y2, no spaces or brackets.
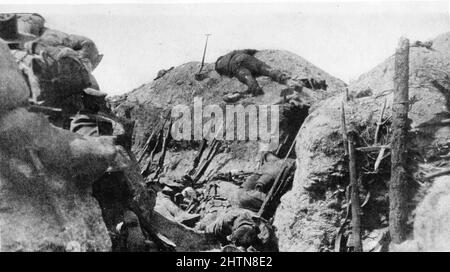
1,0,450,255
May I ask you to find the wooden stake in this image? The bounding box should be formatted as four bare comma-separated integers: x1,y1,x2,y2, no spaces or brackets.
389,37,410,244
340,103,362,251
374,98,387,145
348,131,363,252
341,101,349,156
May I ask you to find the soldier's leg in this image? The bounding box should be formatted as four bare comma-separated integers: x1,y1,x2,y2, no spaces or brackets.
242,56,288,84
257,62,288,84
235,67,263,96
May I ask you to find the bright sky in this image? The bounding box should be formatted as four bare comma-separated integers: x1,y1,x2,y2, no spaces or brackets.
1,1,449,95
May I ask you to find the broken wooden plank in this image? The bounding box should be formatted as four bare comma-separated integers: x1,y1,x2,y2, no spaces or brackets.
356,145,390,152
374,146,387,172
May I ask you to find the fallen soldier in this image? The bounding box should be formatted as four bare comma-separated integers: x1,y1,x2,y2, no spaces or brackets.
240,155,294,191
215,49,288,101
204,208,278,251
155,193,201,228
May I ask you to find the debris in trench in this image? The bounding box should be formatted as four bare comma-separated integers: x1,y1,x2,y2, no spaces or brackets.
133,105,300,251
334,98,396,252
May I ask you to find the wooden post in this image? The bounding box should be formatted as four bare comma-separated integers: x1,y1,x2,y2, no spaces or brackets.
348,131,362,252
389,37,410,244
340,103,362,251
341,101,349,156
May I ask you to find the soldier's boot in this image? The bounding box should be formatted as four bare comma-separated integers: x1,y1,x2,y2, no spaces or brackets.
235,67,264,96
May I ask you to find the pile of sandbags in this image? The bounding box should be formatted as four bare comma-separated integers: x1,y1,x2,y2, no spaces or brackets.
0,40,129,251
0,41,29,115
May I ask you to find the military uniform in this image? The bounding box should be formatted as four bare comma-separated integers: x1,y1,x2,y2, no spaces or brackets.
215,49,288,96
204,208,277,250
205,208,258,247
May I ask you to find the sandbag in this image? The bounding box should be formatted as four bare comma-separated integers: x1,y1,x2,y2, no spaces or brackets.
0,40,30,115
17,13,45,36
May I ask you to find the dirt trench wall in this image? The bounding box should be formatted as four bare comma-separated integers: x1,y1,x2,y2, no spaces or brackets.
273,34,450,251
0,108,119,251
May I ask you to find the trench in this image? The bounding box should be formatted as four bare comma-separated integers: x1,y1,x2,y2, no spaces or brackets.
120,100,312,251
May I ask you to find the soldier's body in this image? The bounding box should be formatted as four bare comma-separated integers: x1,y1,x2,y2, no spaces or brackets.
215,49,288,98
238,157,295,214
204,208,277,251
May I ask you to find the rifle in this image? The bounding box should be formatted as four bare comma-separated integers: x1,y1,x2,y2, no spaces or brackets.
153,119,173,179
137,129,157,163
28,104,62,114
257,161,295,219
